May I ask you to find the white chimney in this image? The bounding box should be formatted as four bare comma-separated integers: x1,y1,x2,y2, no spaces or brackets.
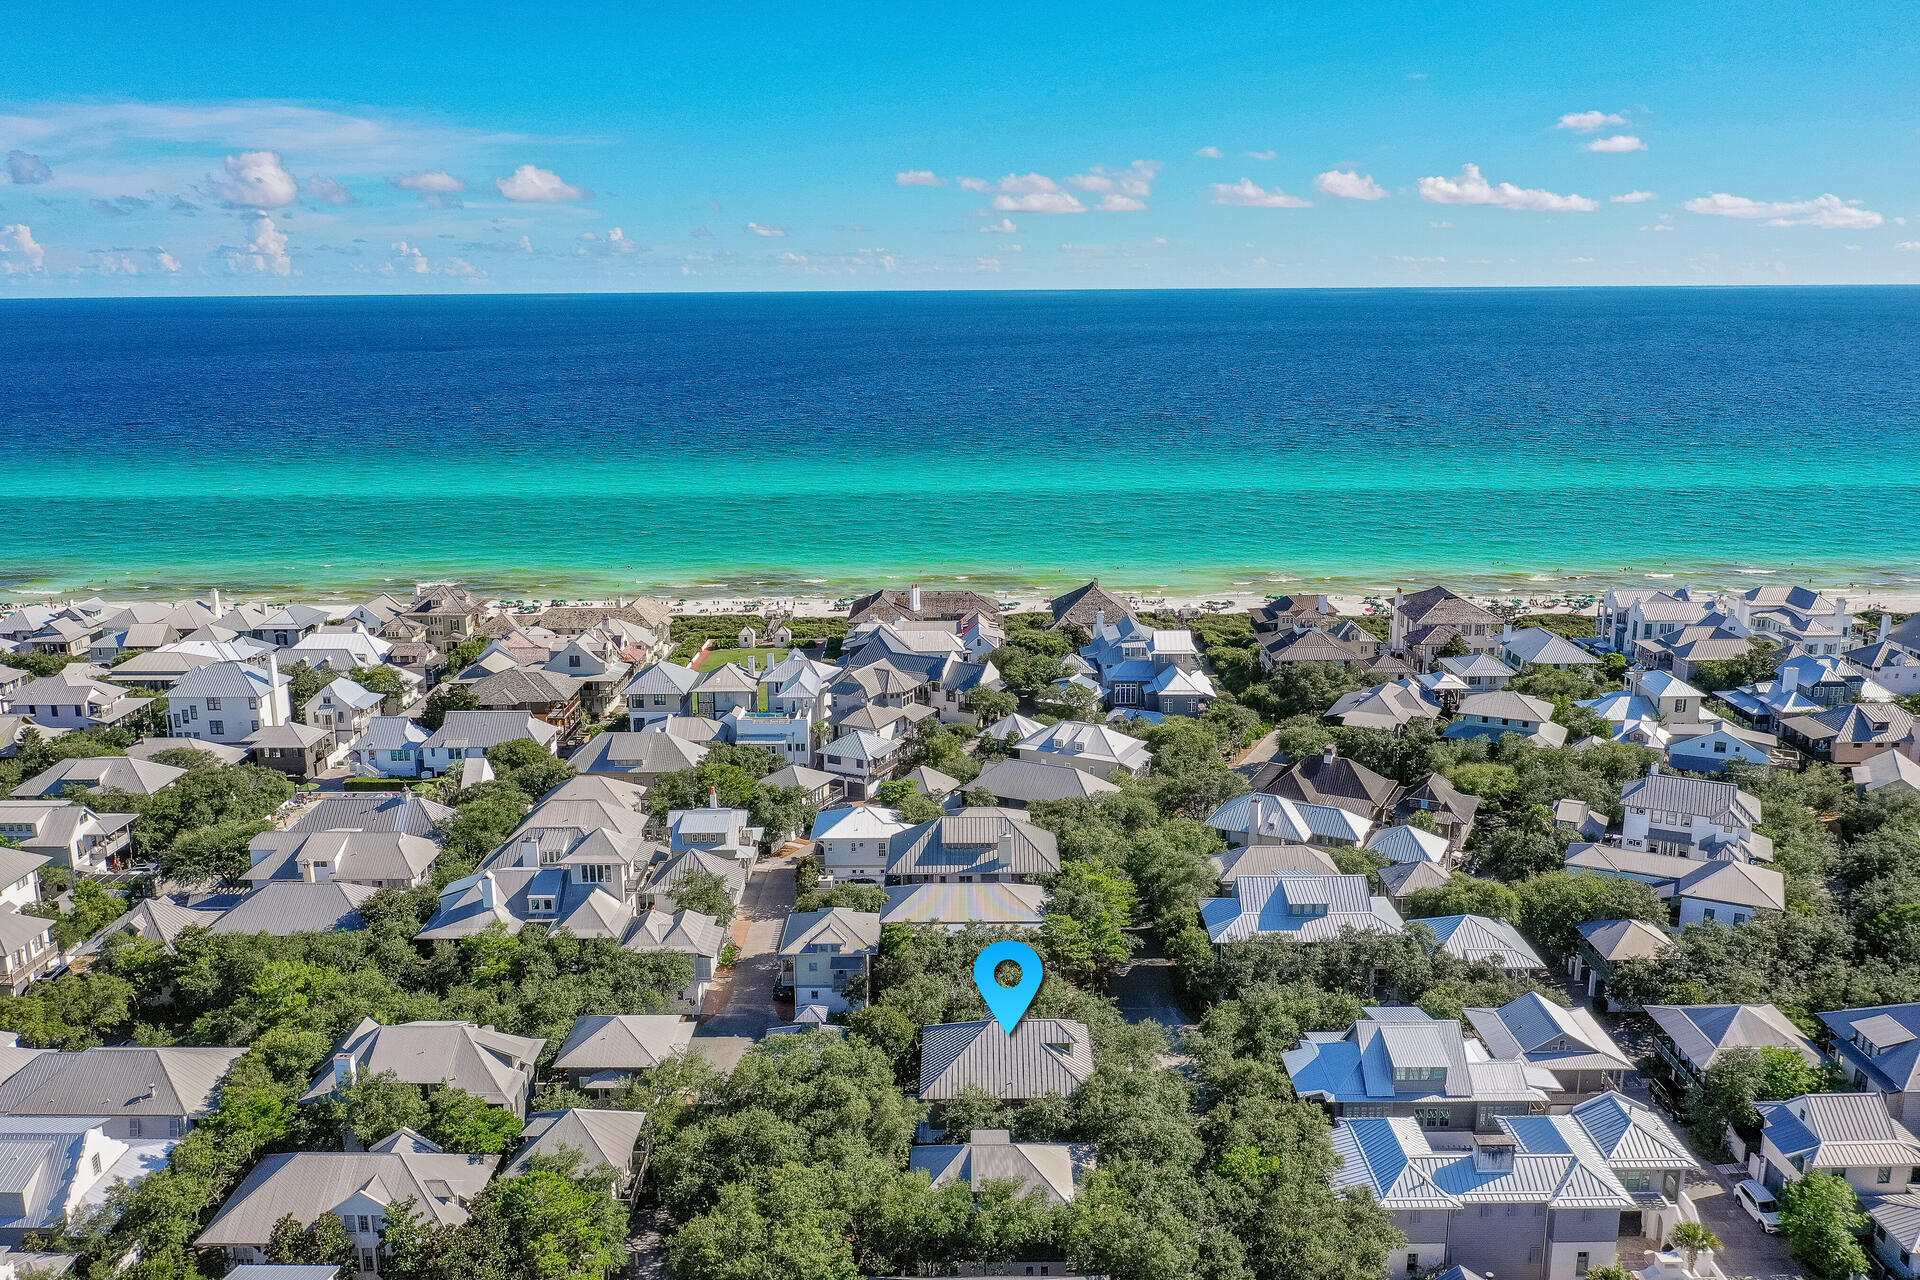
1321,742,1337,766
998,831,1014,863
331,1053,357,1093
1648,763,1660,776
266,652,282,726
518,837,540,868
908,584,922,613
1094,610,1105,634
1780,665,1798,694
1880,614,1893,642
708,786,720,808
211,587,222,615
481,871,499,910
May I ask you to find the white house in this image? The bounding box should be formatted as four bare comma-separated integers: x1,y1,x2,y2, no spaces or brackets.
167,660,290,746
5,672,152,732
811,806,910,883
1618,767,1763,859
303,677,384,751
778,907,880,1013
419,712,559,776
347,716,431,778
819,728,906,800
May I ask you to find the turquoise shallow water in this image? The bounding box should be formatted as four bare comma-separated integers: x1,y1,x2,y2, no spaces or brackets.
3,287,1918,600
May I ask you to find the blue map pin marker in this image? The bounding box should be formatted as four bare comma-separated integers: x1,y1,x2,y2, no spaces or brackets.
973,939,1043,1035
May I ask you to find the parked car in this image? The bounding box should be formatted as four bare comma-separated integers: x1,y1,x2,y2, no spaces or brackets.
1735,1179,1782,1233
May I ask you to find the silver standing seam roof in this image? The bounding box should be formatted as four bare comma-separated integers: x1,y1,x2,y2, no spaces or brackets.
919,1020,1094,1101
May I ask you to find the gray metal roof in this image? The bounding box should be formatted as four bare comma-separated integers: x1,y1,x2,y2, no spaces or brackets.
0,1046,245,1120
208,881,376,935
1643,1003,1819,1070
198,1148,498,1244
552,1015,695,1073
886,810,1060,880
504,1108,648,1179
919,1020,1094,1100
287,792,454,836
908,1130,1095,1205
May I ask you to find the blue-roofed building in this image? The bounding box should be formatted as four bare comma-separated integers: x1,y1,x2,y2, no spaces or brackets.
1283,1009,1551,1138
1331,1094,1692,1280
1758,1092,1920,1201
1818,1005,1920,1127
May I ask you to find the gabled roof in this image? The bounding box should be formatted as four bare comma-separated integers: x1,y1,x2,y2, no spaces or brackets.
1332,1114,1636,1211
1500,627,1599,667
1206,792,1373,846
568,731,707,776
1254,748,1403,816
909,1129,1096,1205
1620,771,1761,827
1378,860,1452,899
1761,1092,1920,1171
504,1108,649,1179
1785,701,1917,749
348,716,430,753
1396,586,1501,630
1419,915,1546,971
1464,992,1633,1076
1453,690,1555,723
623,907,725,958
304,1020,543,1111
1014,720,1152,772
779,907,881,955
552,1015,695,1074
1284,1013,1551,1106
0,1046,246,1120
1200,875,1403,944
422,711,559,752
881,882,1048,926
1215,843,1341,881
1671,859,1784,912
287,792,454,836
1049,580,1135,631
1819,1004,1920,1092
622,661,703,698
810,806,910,842
198,1148,498,1244
1558,1092,1693,1169
10,756,185,799
1576,918,1674,964
1853,749,1920,794
169,660,282,701
919,1020,1094,1100
208,881,376,934
1364,824,1450,865
887,810,1060,880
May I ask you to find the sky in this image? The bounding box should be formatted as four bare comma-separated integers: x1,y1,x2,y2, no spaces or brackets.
2,0,1918,294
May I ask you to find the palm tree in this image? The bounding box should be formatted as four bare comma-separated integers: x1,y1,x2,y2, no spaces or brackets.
1667,1221,1723,1272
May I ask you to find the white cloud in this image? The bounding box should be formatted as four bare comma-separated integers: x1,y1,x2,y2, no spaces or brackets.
1429,220,1452,228
1000,173,1063,194
1195,146,1223,159
1556,110,1627,132
1898,241,1920,251
1683,192,1884,228
1416,163,1597,212
495,164,592,202
606,227,638,254
1244,149,1277,161
994,191,1085,213
1068,161,1159,211
895,170,943,186
306,176,356,205
153,247,181,272
445,257,481,276
1641,214,1676,232
1209,177,1310,208
1585,135,1646,152
979,218,1018,233
958,177,990,192
518,235,534,252
229,213,291,275
391,240,430,273
1568,256,1596,263
1611,190,1657,203
1392,255,1445,264
0,223,45,271
392,170,466,207
747,221,788,236
976,256,1001,272
6,150,52,184
1098,195,1147,211
214,151,298,207
1315,169,1387,200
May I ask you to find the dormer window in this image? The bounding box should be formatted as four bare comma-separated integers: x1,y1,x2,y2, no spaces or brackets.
527,896,556,915
1393,1066,1447,1084
577,864,608,885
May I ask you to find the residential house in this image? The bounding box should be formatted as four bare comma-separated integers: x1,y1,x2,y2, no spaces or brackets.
1013,720,1151,779
1420,915,1546,973
1205,792,1372,849
1364,824,1452,867
1252,594,1341,635
1437,652,1519,691
245,723,332,779
909,1129,1096,1206
1379,860,1454,905
89,621,179,664
1328,679,1445,733
647,849,747,914
1252,743,1406,824
1498,626,1601,673
1216,843,1342,882
811,806,909,884
968,758,1121,809
919,1019,1094,1101
551,1015,695,1091
1395,774,1481,851
623,908,725,1010
167,660,290,745
303,676,383,750
849,585,1002,628
1643,1004,1821,1089
420,711,559,777
1871,1195,1920,1280
885,810,1060,885
1565,842,1784,927
1048,579,1135,632
207,881,376,935
1464,992,1634,1096
287,791,453,837
1782,702,1918,767
779,907,880,1012
0,1045,247,1139
1819,1005,1920,1125
1199,874,1404,944
197,1135,497,1275
1665,720,1777,775
567,731,709,782
0,1116,169,1246
244,604,329,648
1444,691,1567,748
0,911,55,995
467,667,584,744
689,662,760,720
346,716,431,778
245,829,440,890
1618,768,1764,859
719,706,815,765
6,672,152,732
18,618,99,658
304,1019,544,1117
1758,1092,1920,1200
0,801,136,874
401,584,489,645
1259,622,1377,672
1554,800,1609,842
1848,634,1920,697
1568,919,1673,1012
1283,1009,1553,1138
1389,586,1504,658
881,882,1048,929
1855,750,1920,796
504,1108,650,1195
668,805,761,863
10,756,185,800
1639,624,1758,683
818,728,906,800
0,850,45,914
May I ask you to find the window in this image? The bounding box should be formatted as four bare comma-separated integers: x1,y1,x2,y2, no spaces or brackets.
1881,1167,1895,1185
1714,740,1727,754
357,1215,372,1232
1909,1166,1920,1184
91,1153,101,1173
1414,1106,1452,1128
578,864,607,884
1702,907,1716,922
1406,1255,1419,1276
568,654,581,667
1576,1253,1590,1277
1395,1066,1447,1084
128,1118,142,1137
528,896,555,915
358,1248,376,1273
209,720,224,735
207,697,221,711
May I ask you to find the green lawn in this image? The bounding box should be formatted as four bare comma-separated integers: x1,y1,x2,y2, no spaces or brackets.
695,646,790,673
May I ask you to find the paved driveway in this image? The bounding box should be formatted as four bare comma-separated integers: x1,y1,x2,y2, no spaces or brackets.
690,852,797,1072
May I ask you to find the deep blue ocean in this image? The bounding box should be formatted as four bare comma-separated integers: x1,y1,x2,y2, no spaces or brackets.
3,286,1918,600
